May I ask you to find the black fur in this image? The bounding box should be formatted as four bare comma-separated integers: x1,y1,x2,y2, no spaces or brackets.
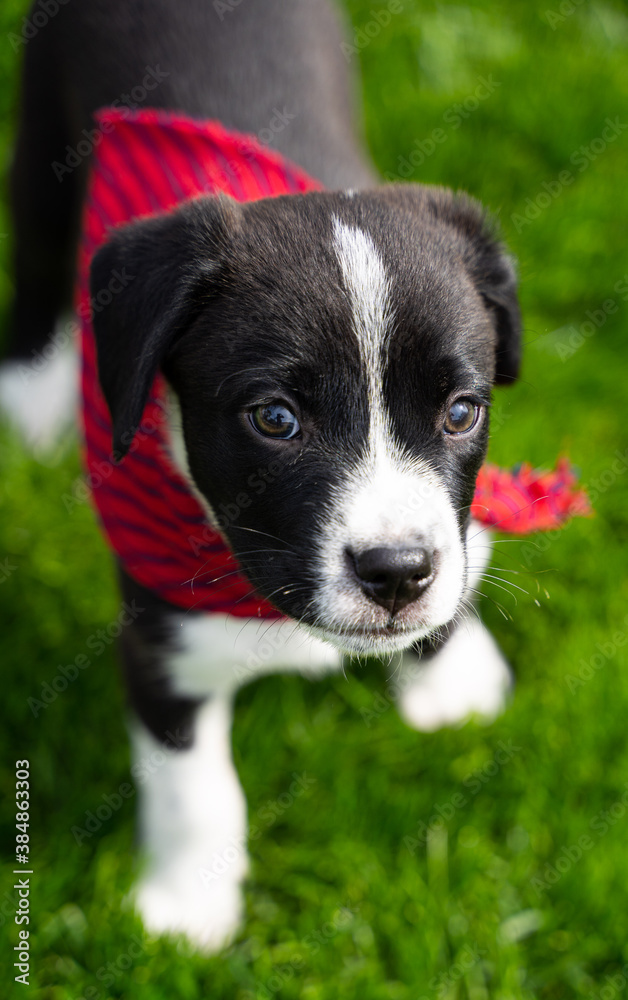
117,564,204,744
6,0,373,363
9,0,521,745
91,196,238,459
91,186,519,628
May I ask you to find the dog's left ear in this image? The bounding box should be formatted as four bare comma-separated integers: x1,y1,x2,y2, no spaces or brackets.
459,209,521,386
90,195,241,459
377,185,521,384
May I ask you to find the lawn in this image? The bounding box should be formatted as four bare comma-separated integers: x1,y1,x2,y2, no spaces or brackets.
1,1,628,997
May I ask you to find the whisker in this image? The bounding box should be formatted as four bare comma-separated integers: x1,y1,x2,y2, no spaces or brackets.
467,566,530,577
480,572,531,597
227,524,296,549
467,587,513,621
466,497,553,541
476,577,519,603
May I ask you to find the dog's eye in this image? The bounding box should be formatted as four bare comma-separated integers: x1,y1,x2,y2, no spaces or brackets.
444,399,480,435
249,404,301,439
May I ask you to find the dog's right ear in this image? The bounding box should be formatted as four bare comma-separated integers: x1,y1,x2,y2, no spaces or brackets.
374,185,522,385
90,195,240,460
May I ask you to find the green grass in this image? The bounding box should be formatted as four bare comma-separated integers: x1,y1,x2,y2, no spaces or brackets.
2,0,628,997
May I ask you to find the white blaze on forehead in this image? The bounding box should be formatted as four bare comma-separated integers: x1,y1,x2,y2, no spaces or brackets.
332,217,395,451
331,217,437,512
317,218,466,653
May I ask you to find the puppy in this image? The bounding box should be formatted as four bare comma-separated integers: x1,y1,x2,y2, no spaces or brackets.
4,0,519,950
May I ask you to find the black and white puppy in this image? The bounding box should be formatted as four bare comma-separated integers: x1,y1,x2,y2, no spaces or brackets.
3,0,520,950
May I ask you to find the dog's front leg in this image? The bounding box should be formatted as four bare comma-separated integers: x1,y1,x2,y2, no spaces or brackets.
394,522,513,732
115,569,249,951
394,617,513,732
117,566,341,951
130,696,248,952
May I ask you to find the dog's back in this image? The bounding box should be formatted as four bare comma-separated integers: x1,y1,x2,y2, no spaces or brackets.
51,0,374,186
6,0,373,378
3,0,520,952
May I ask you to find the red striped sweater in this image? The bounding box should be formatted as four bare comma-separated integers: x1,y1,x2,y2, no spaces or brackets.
77,108,589,617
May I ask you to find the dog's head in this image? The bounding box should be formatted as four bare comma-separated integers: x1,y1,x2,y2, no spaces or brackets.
91,186,520,655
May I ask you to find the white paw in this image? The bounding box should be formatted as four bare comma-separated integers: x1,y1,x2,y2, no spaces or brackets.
396,617,512,732
128,698,249,953
0,335,77,454
132,871,244,953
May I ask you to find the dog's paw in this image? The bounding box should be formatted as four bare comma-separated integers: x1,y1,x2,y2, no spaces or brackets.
131,873,244,953
0,338,77,455
396,617,513,732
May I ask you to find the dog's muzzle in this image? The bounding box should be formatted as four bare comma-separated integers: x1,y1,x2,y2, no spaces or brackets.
347,545,434,616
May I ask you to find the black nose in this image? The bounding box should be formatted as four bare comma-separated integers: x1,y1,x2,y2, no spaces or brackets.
350,546,434,615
